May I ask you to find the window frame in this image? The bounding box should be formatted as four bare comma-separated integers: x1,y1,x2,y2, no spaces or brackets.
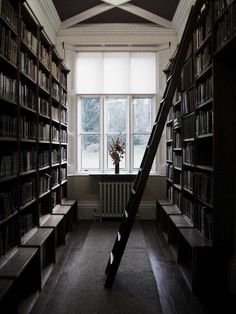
77,94,156,173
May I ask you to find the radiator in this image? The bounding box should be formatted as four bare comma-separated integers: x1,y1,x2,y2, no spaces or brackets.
99,181,133,219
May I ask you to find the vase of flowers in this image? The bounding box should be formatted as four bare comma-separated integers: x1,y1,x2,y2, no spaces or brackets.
109,135,125,174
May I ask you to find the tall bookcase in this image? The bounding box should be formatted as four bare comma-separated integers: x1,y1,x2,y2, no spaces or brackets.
158,0,236,293
0,0,71,309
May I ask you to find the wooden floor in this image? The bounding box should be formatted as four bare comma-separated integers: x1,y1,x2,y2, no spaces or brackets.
141,221,235,314
32,220,235,314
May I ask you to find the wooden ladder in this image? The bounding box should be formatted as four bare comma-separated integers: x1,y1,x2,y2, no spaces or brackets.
104,0,206,288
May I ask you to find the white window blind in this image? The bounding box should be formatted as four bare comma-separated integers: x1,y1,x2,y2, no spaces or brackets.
76,52,156,94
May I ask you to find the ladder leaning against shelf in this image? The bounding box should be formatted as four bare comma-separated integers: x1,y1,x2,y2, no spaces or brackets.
104,0,207,289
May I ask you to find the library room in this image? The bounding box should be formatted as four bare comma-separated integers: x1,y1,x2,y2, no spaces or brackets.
0,0,236,313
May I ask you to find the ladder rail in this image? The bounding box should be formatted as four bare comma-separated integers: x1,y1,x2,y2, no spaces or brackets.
105,0,207,288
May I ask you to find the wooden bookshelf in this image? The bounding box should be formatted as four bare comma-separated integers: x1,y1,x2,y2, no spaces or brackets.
158,0,236,293
0,0,72,310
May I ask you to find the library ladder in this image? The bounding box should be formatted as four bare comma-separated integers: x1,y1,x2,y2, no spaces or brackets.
104,0,206,288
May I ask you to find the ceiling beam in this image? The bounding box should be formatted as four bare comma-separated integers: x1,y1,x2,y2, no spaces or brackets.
101,0,131,5
61,3,113,29
119,3,172,28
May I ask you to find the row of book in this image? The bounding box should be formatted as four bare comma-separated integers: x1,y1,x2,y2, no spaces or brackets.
60,129,67,143
52,149,60,164
21,21,37,54
182,88,195,114
0,152,17,177
195,172,213,205
20,179,35,207
0,0,18,32
52,126,59,142
196,109,213,136
39,173,50,195
39,151,49,169
183,142,194,165
39,43,50,69
0,114,17,138
20,213,34,237
19,82,37,110
173,152,182,169
183,114,195,139
20,52,37,81
196,76,213,105
61,147,67,161
181,58,193,91
174,132,181,148
182,197,194,223
52,105,60,122
52,61,60,82
61,109,67,125
38,122,50,141
195,203,213,241
20,117,36,140
194,5,211,50
20,149,36,172
0,190,16,221
0,72,17,102
183,170,194,192
51,168,59,187
166,126,172,141
173,188,181,209
166,145,172,161
195,44,211,77
39,97,50,117
61,167,67,181
215,2,236,50
39,69,49,91
52,82,60,100
0,23,17,64
0,222,17,259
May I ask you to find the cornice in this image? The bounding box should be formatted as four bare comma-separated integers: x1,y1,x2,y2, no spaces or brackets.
57,23,177,47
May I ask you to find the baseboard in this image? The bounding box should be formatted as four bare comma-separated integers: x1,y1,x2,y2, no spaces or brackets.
77,200,156,220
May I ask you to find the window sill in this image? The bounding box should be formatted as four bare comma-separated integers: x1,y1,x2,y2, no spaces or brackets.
68,171,164,177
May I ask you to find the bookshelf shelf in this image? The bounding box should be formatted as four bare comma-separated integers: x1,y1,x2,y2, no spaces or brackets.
159,0,236,293
0,2,72,310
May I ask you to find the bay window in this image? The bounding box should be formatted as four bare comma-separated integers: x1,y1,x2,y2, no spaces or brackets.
76,52,157,173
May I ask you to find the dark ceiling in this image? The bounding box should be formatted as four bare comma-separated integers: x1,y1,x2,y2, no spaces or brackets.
52,0,180,24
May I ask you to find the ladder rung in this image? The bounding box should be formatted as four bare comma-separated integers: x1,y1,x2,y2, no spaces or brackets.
124,210,128,218
160,98,165,104
139,168,143,173
167,75,172,82
146,144,151,149
117,231,121,241
110,252,114,264
131,188,136,195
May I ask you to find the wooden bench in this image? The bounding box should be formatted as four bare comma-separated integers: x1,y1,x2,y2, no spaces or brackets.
40,215,65,247
0,247,41,313
177,228,213,292
0,279,17,313
61,198,78,221
21,228,55,289
53,204,73,232
156,199,173,227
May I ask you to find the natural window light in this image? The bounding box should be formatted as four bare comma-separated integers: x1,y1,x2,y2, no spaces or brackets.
76,52,157,173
